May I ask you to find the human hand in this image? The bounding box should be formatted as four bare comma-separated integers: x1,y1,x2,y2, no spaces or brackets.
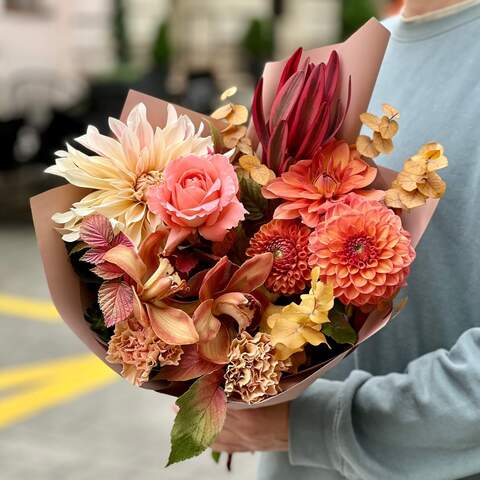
212,402,289,453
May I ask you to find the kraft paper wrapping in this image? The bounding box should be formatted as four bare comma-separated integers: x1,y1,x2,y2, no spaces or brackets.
31,19,437,408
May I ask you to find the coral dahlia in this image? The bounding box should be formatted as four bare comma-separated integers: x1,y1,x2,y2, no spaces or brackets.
246,220,311,295
308,194,415,307
262,140,381,227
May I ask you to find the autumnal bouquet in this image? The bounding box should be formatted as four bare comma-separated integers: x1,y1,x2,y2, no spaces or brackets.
31,19,447,465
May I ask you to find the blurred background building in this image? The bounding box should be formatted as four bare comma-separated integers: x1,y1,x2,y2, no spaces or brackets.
0,1,402,479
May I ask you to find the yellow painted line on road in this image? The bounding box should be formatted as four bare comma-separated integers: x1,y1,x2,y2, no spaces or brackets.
0,354,118,428
0,293,60,322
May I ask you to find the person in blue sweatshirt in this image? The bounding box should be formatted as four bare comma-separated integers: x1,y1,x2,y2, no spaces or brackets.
214,1,480,479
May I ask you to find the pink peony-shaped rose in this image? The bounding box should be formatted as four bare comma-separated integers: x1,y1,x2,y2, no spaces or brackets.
146,154,247,254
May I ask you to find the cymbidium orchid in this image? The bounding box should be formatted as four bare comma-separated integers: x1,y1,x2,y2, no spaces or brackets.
192,253,273,364
251,48,351,175
80,215,198,345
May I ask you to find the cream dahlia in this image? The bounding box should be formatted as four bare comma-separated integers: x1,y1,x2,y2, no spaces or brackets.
46,103,212,245
246,220,311,295
308,194,415,307
262,140,381,227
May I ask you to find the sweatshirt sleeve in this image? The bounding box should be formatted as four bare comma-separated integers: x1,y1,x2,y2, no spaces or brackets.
289,328,480,480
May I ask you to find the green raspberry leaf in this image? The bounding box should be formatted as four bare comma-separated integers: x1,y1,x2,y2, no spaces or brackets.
323,310,357,345
167,369,227,466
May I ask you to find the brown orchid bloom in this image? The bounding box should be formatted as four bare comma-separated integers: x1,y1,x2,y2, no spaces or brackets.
192,253,274,364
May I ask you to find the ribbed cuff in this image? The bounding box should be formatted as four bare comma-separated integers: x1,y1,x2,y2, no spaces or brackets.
288,379,344,469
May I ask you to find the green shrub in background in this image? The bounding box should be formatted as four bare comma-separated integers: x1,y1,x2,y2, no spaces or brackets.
342,0,378,40
152,22,172,68
242,18,274,60
112,0,130,65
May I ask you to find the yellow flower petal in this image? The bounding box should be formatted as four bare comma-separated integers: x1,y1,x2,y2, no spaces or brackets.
301,326,327,346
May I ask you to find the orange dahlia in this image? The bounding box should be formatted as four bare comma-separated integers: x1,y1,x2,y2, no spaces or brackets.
262,140,381,227
246,220,311,295
308,194,415,307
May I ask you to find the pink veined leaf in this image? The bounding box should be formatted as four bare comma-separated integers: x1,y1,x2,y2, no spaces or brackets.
98,280,134,327
79,214,114,248
91,262,125,280
80,246,110,265
157,345,220,381
167,369,227,466
267,119,288,174
269,70,305,134
111,231,134,248
224,252,273,294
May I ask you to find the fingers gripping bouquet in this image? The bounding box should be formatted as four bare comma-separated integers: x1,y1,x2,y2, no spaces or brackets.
31,20,448,465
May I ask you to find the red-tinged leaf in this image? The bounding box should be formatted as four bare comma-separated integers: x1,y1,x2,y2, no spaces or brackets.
111,231,134,248
146,304,199,345
212,292,260,331
198,323,233,365
167,369,227,466
98,280,134,327
267,120,288,173
269,70,305,133
199,256,237,301
79,214,114,248
157,345,220,381
91,262,124,280
103,245,146,286
193,299,221,342
224,253,273,294
251,77,269,150
80,246,109,265
275,47,303,96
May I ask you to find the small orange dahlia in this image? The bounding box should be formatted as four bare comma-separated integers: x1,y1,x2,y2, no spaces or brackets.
246,220,311,295
308,194,415,307
262,140,382,227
